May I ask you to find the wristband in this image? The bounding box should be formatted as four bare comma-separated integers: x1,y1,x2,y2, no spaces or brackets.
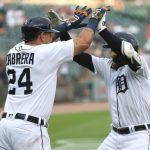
87,18,99,33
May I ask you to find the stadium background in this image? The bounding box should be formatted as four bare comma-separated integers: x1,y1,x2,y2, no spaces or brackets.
0,0,150,149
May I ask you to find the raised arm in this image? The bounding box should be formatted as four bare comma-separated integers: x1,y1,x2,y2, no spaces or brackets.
48,6,110,71
53,6,111,56
97,12,142,71
73,6,111,55
97,13,122,55
48,8,95,72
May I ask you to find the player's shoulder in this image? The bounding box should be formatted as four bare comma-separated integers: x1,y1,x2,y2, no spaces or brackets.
54,39,73,47
38,39,73,51
92,56,111,65
7,41,36,54
44,39,73,46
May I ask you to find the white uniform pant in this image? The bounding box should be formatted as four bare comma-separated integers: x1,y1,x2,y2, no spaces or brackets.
0,118,51,150
97,130,150,150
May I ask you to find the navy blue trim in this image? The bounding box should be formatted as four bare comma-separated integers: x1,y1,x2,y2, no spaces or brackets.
40,125,44,150
116,78,121,127
147,129,150,150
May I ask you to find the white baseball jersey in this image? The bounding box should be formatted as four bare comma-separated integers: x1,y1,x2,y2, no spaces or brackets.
92,56,150,127
4,39,74,120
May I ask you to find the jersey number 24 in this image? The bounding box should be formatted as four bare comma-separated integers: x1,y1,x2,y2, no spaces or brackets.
7,68,33,95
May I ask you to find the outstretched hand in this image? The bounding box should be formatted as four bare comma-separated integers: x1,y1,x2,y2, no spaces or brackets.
48,6,91,30
47,6,91,39
48,10,63,27
91,6,111,21
96,6,111,32
65,6,92,27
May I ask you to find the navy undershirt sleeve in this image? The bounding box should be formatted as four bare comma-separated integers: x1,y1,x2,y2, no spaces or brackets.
99,29,122,55
73,53,95,72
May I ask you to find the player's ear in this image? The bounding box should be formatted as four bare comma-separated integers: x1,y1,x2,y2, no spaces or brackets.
39,32,45,42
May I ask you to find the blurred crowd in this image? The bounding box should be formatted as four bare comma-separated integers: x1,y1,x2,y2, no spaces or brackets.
0,53,7,109
0,3,150,107
0,6,26,35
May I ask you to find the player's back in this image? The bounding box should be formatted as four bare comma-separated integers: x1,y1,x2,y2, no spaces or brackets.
4,40,73,119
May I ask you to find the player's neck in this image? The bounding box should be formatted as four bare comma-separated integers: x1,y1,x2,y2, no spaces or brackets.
25,40,42,46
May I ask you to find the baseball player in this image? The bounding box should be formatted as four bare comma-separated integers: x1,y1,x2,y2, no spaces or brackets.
95,15,150,150
0,6,108,150
54,9,150,150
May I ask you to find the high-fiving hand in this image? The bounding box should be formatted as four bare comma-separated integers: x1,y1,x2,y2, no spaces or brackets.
91,6,110,20
65,6,91,28
96,6,111,32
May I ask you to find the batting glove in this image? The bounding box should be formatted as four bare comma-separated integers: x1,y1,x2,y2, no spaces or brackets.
91,6,110,21
48,8,87,29
97,13,107,33
49,6,91,38
48,10,63,27
86,6,110,33
65,6,91,28
121,41,142,65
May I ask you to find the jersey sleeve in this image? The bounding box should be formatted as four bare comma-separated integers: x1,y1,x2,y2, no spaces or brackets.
92,56,111,81
38,39,74,67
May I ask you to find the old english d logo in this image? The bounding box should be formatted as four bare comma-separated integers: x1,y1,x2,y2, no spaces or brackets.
116,75,128,94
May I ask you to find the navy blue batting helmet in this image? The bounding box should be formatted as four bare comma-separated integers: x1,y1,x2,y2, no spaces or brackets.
103,32,139,52
21,16,59,42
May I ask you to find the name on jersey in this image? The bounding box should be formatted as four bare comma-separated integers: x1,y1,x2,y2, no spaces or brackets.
6,53,34,65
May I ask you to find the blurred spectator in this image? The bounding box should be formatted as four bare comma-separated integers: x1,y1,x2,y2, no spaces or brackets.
0,9,6,34
0,53,7,109
56,65,73,102
0,2,4,8
144,39,150,52
6,9,16,28
74,68,94,101
139,48,150,69
6,7,26,28
15,6,26,26
44,4,72,18
59,63,69,78
144,23,150,52
127,24,140,34
113,24,140,35
107,22,115,32
113,24,125,33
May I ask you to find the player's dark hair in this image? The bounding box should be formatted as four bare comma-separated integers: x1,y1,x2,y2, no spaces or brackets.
21,27,42,42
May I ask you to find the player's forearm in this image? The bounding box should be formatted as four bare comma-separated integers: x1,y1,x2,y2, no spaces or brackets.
74,28,94,55
74,6,110,55
73,17,99,55
99,28,122,55
79,27,95,45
